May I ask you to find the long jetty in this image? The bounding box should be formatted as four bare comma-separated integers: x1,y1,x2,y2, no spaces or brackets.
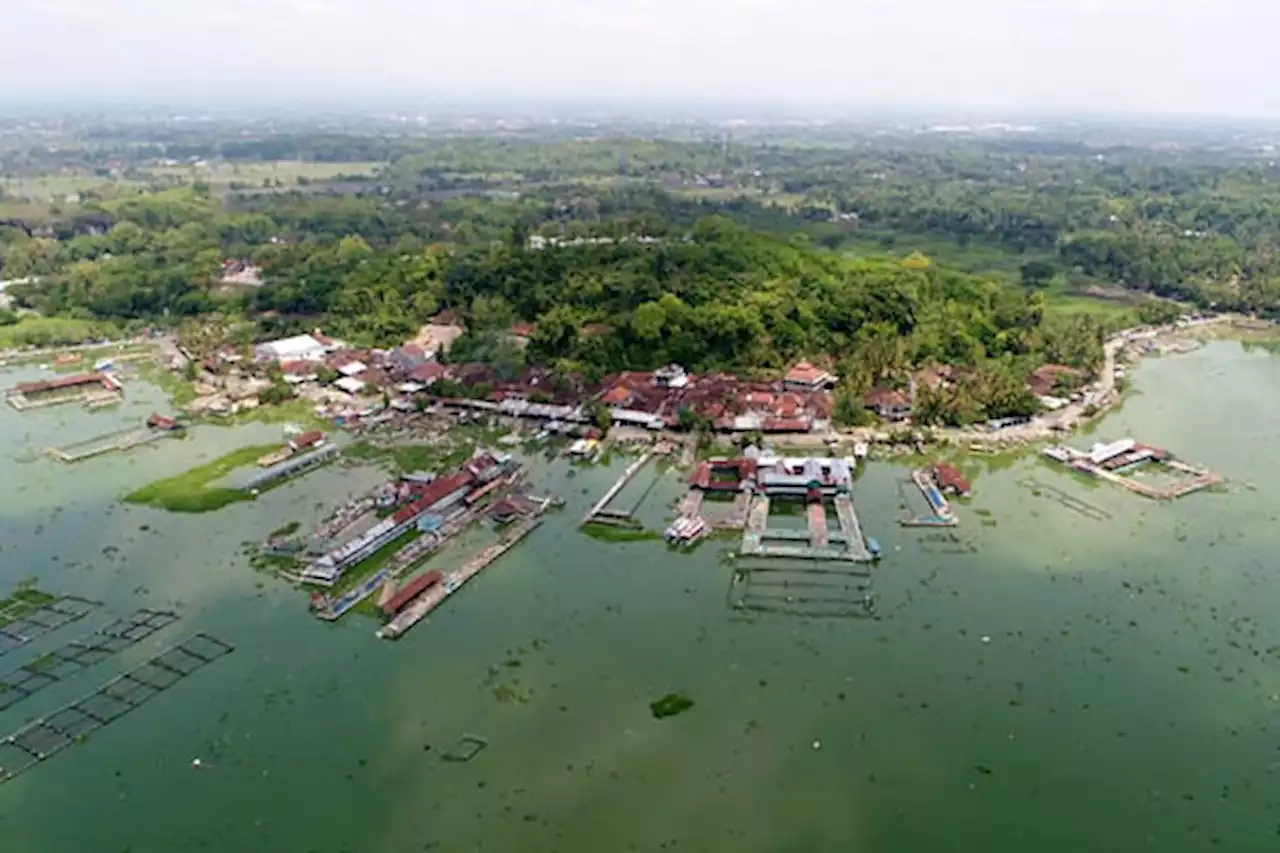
833,495,874,562
46,426,174,463
582,448,657,525
378,517,542,640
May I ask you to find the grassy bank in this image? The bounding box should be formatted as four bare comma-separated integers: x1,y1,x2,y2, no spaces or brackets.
123,443,281,513
0,316,120,349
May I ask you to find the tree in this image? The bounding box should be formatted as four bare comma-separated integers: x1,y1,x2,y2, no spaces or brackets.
590,403,613,432
1020,260,1057,288
259,382,294,405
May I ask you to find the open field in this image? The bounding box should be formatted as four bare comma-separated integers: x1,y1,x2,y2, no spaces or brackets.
1,174,122,202
143,161,384,192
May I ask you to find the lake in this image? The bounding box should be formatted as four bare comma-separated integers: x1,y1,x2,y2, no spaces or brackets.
1,340,1278,852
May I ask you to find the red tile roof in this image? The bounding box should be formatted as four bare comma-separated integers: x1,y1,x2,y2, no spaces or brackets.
785,361,831,384
865,387,910,408
408,362,445,383
1029,364,1085,397
774,393,802,418
762,418,811,432
292,430,325,449
356,368,391,388
281,360,316,376
934,462,971,495
601,385,632,405
14,373,108,394
510,322,538,337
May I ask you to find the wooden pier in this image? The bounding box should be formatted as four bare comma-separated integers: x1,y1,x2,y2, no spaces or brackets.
46,425,177,463
6,373,123,411
378,516,542,640
582,448,657,526
899,469,958,527
739,494,876,563
807,502,828,549
1043,442,1224,502
832,495,874,562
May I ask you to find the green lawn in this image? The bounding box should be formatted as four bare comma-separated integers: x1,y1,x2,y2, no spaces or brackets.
123,443,281,513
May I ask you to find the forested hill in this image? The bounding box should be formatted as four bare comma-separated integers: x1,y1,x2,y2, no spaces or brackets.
2,182,1102,383
438,218,1103,379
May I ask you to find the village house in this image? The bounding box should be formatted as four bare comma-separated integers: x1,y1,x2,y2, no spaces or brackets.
1028,364,1086,398
413,310,467,358
508,322,538,349
865,387,912,421
218,259,264,288
933,462,972,498
254,333,331,364
280,360,318,384
783,361,835,392
406,361,446,386
387,342,430,374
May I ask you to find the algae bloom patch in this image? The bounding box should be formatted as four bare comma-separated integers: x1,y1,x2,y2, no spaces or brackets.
649,693,694,719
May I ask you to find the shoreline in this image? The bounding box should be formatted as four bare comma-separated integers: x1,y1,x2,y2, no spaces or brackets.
756,313,1274,460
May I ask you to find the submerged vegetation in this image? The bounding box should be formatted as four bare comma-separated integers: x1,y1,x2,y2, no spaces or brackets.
580,523,661,543
649,692,695,719
123,443,279,512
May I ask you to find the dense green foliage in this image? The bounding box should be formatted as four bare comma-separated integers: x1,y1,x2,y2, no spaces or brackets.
13,127,1256,426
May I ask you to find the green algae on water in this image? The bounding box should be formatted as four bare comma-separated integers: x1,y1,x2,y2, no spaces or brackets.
650,693,694,719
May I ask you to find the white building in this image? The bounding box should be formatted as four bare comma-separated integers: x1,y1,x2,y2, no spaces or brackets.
254,334,329,363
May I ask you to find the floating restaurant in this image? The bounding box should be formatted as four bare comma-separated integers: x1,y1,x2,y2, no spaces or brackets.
1043,438,1223,500
302,451,512,586
6,372,123,410
681,451,878,564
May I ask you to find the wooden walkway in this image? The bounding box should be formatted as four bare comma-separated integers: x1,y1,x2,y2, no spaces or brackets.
582,449,657,525
378,517,542,640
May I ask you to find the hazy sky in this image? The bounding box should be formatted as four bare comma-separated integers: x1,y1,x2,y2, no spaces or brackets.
5,0,1279,116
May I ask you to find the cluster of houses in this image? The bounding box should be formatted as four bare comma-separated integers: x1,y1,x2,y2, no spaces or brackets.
205,309,1096,434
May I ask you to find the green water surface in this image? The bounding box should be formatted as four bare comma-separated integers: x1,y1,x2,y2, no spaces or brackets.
0,343,1277,852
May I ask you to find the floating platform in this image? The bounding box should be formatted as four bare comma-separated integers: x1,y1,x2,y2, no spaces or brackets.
241,444,340,492
0,596,98,657
6,372,122,411
900,469,958,527
1043,440,1224,501
0,609,178,712
46,423,180,463
0,633,233,784
582,448,658,526
740,494,877,563
729,566,875,619
378,516,543,640
1018,477,1111,520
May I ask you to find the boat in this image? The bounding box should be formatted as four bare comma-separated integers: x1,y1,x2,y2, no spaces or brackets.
664,515,709,546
